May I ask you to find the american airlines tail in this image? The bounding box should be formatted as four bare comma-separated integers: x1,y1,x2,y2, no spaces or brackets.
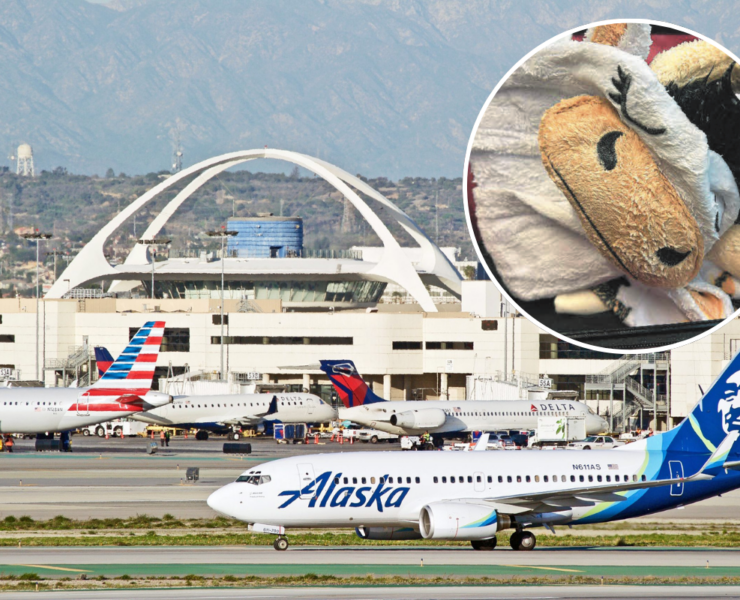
82,321,165,403
319,360,386,408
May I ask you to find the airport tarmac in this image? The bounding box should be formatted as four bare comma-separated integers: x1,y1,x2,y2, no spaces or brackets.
1,435,740,522
4,587,740,600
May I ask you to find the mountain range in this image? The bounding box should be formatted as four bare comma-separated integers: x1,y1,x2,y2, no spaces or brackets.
0,0,739,177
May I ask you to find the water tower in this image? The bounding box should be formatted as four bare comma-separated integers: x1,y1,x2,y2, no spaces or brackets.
16,144,34,177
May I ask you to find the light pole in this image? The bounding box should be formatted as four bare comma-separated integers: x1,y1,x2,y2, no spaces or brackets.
206,227,237,380
136,238,171,300
21,231,52,382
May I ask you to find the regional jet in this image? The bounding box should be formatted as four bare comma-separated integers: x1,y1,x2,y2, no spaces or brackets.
94,348,336,440
208,350,740,551
0,322,171,434
319,359,606,438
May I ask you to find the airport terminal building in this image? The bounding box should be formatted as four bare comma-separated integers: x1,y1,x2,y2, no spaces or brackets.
0,149,735,433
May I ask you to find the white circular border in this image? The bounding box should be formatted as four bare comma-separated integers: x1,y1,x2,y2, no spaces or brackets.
463,17,740,356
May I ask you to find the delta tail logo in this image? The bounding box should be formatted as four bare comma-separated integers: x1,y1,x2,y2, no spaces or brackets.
319,359,385,408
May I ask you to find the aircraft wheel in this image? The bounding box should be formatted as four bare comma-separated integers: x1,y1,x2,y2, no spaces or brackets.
232,432,241,441
195,430,209,441
273,537,289,551
512,531,536,551
471,538,497,551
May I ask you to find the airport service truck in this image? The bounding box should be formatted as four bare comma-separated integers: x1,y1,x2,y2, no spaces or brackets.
80,418,148,438
528,415,586,448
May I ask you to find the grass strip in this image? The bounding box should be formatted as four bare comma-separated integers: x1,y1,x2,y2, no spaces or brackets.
4,531,740,547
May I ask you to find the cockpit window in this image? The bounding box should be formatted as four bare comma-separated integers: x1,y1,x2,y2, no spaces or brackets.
587,407,596,415
236,472,271,485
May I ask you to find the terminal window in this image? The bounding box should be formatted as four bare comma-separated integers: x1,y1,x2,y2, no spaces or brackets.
425,341,474,350
211,336,353,346
0,335,14,343
129,327,189,352
212,315,229,326
392,341,422,350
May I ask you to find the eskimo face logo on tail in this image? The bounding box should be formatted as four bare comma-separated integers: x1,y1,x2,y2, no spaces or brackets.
719,371,740,434
277,471,409,512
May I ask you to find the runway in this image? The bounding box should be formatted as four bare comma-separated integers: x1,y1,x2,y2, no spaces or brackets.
2,587,740,600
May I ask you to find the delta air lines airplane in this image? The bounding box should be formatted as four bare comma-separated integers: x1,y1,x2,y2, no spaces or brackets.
209,350,740,551
319,359,607,438
0,322,171,434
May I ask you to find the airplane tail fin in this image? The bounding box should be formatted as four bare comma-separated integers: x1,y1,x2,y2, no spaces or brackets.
85,321,164,398
669,349,740,455
94,346,115,376
319,359,387,408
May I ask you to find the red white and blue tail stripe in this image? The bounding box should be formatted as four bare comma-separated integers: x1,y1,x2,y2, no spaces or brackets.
83,321,164,399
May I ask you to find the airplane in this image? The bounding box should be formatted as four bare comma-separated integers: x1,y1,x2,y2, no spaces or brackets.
0,322,171,435
94,348,337,440
318,359,607,440
208,349,740,551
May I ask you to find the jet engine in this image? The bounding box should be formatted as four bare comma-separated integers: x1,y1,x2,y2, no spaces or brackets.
390,408,446,429
419,502,512,540
355,526,422,540
141,391,174,408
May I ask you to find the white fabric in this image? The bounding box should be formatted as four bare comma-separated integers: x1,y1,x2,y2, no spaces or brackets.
471,28,740,305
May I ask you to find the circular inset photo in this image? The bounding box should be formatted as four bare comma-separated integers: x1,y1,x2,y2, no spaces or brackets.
466,20,740,352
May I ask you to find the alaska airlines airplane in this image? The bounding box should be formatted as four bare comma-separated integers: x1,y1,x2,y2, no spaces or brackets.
94,348,336,440
319,359,606,438
0,322,171,434
208,350,740,552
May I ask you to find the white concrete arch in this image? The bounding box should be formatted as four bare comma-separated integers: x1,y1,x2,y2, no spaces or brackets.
47,149,462,311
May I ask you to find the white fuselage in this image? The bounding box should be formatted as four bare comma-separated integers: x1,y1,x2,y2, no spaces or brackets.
208,447,645,528
0,388,171,434
131,393,336,428
339,399,607,436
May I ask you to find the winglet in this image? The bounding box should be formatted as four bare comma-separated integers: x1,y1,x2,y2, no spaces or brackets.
701,430,740,477
472,433,489,451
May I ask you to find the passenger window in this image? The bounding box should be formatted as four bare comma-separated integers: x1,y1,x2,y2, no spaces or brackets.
641,475,646,482
353,477,358,484
487,476,492,483
334,477,340,485
525,475,530,483
371,477,376,484
544,475,548,483
579,475,584,483
633,475,638,482
498,476,503,483
516,476,522,483
442,476,447,483
407,477,411,484
570,475,576,482
535,475,540,482
415,477,420,484
507,476,512,483
588,475,593,483
388,477,393,483
597,475,602,482
362,477,367,484
433,477,438,483
467,476,473,483
476,475,481,483
343,477,348,484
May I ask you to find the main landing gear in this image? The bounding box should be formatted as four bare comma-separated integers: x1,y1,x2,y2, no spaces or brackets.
273,536,289,551
509,530,536,551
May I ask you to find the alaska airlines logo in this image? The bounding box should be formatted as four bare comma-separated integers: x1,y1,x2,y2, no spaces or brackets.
278,471,409,512
719,371,740,434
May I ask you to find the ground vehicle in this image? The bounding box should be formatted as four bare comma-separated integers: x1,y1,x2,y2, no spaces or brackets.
567,435,625,450
357,429,398,444
529,416,588,447
81,418,148,438
274,423,307,444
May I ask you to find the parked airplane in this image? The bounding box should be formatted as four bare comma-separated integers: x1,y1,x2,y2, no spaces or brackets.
94,348,336,440
0,322,171,434
208,350,740,551
319,359,607,438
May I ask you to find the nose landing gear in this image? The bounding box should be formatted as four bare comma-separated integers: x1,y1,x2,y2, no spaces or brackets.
509,530,536,551
273,536,289,551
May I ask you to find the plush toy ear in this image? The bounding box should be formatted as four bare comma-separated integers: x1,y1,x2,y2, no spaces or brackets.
539,95,704,289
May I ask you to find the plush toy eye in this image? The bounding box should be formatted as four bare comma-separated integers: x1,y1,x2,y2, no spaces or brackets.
597,131,624,171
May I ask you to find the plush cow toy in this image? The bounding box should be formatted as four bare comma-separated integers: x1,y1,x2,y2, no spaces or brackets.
470,23,740,327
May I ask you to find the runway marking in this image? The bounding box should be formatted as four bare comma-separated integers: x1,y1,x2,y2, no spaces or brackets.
508,565,583,573
17,564,92,573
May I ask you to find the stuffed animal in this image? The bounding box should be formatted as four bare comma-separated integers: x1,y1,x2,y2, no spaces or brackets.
469,22,740,328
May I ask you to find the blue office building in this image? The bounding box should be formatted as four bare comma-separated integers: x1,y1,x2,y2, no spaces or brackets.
227,216,303,258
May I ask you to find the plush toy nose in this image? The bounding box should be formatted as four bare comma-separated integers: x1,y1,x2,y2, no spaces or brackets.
656,247,691,267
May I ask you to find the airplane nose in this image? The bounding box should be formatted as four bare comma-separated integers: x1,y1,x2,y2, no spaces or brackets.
207,486,232,517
